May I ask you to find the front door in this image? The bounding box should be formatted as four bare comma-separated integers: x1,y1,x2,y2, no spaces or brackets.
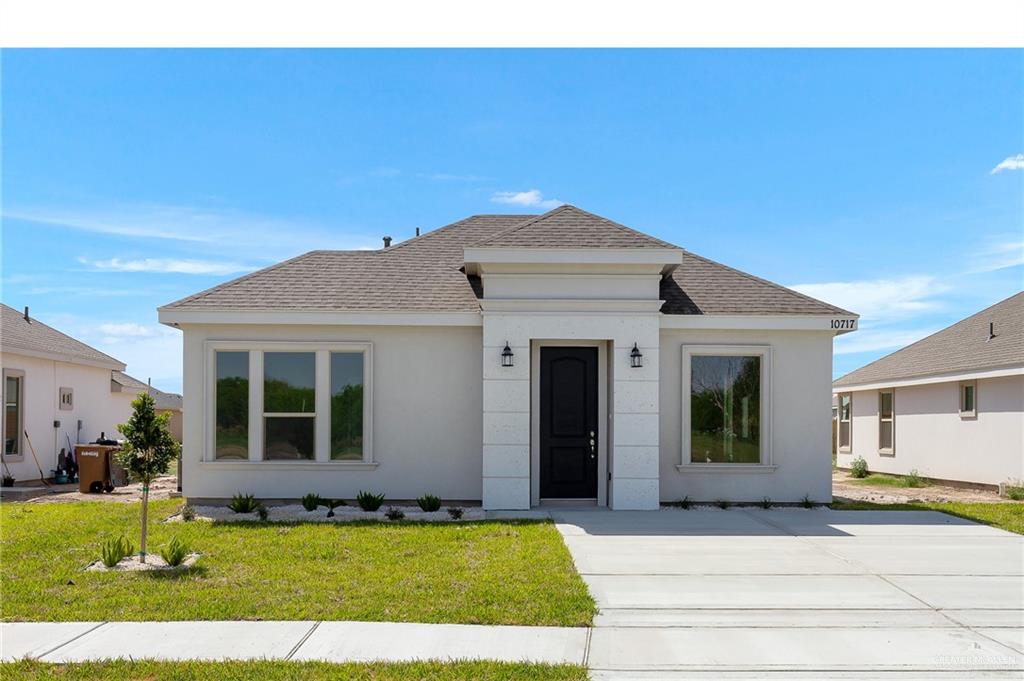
539,346,599,499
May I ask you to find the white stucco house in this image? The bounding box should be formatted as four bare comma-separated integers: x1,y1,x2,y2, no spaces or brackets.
834,292,1023,488
159,205,858,509
1,303,183,483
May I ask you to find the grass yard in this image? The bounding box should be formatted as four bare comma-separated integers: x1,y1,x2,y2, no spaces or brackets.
0,660,588,681
0,500,594,625
832,500,1024,535
848,472,928,488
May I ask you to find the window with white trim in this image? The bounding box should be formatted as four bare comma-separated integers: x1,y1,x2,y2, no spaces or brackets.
215,351,249,460
3,370,24,459
681,345,771,466
838,393,852,452
959,381,977,419
263,352,316,460
878,389,894,456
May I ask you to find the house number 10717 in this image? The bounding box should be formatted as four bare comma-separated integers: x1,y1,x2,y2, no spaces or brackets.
830,319,857,330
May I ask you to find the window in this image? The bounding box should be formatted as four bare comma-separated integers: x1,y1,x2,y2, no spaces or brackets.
215,351,249,460
878,390,894,455
4,371,24,459
59,387,73,410
330,352,364,460
681,346,770,466
838,393,852,452
263,352,315,460
959,381,977,418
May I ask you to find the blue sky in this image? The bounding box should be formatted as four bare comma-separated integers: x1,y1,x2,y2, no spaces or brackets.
2,49,1022,394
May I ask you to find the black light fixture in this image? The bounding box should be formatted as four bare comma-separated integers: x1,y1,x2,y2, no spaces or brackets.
501,342,514,368
629,343,643,368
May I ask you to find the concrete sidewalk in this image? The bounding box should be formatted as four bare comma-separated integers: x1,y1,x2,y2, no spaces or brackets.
0,620,588,665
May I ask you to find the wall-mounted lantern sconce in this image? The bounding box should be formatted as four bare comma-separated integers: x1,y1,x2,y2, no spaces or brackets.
501,342,514,368
629,343,643,368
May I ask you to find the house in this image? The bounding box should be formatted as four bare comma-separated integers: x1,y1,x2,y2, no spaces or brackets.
159,205,857,509
833,292,1023,488
111,371,184,442
0,303,183,482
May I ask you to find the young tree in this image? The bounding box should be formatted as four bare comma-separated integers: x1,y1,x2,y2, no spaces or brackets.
117,392,180,563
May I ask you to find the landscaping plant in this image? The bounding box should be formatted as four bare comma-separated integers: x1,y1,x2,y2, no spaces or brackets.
416,494,442,512
801,494,815,508
903,469,924,488
325,499,346,517
160,536,190,567
100,534,135,568
760,497,773,509
1004,484,1024,501
180,504,196,522
849,456,869,478
256,504,269,521
715,499,730,509
228,493,258,513
301,493,323,512
667,496,691,509
385,506,405,520
446,506,464,520
116,392,180,563
356,490,385,512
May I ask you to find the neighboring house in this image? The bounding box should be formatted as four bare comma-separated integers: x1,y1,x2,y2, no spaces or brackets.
111,371,184,442
0,303,182,482
833,292,1023,487
159,205,857,508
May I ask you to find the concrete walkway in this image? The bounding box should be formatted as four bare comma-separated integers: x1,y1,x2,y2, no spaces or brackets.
1,620,587,664
551,507,1024,679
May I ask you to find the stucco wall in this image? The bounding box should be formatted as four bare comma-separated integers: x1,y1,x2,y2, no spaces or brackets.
835,376,1024,485
1,352,131,482
179,324,483,501
659,329,835,503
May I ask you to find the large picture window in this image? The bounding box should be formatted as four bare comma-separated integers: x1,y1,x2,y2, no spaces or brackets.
263,352,316,460
680,345,771,468
878,390,894,455
838,393,852,451
215,352,249,460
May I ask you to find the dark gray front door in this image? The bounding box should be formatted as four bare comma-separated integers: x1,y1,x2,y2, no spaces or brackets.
539,346,598,499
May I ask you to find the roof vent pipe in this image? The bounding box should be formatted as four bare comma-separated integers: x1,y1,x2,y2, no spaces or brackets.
23,306,30,322
415,227,420,236
987,322,996,341
383,236,392,248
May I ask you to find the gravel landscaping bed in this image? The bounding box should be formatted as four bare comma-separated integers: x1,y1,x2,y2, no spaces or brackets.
168,504,486,523
86,552,200,572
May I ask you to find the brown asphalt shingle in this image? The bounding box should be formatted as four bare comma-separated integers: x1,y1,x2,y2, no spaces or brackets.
833,292,1024,387
0,303,125,368
162,206,849,317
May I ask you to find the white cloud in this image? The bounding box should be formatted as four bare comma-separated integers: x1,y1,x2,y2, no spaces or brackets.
82,257,257,276
96,322,161,339
966,237,1024,273
990,154,1024,174
417,172,485,182
789,275,947,321
490,189,563,210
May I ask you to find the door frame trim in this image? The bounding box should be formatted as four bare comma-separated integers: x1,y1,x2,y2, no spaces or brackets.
531,340,608,507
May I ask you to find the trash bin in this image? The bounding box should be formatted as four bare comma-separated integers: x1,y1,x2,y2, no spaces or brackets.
76,444,119,493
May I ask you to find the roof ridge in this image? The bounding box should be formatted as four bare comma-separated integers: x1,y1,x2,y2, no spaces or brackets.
385,214,536,254
833,290,1024,385
471,204,680,249
681,251,856,317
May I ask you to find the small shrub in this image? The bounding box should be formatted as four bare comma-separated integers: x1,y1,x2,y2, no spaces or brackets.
1004,483,1024,501
180,504,196,522
903,469,924,488
301,493,323,512
760,497,773,509
667,496,691,509
849,456,869,478
325,499,346,518
416,494,442,512
446,506,464,520
160,536,189,567
715,499,730,509
256,504,269,521
384,506,405,521
801,494,814,508
100,534,135,568
356,490,385,512
228,493,258,513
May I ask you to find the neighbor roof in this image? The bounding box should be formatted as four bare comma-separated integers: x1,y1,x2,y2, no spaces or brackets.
833,292,1024,388
0,304,125,370
162,205,850,317
111,371,183,410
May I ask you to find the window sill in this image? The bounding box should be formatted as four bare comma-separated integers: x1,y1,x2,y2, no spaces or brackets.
2,455,24,462
676,464,778,474
199,460,379,471
878,450,895,458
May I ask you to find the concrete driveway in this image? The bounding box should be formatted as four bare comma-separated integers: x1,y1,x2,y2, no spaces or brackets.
551,508,1024,679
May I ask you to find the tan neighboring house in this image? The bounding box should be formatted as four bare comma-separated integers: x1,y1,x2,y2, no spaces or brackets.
111,371,184,442
160,204,858,508
1,303,183,483
834,292,1024,488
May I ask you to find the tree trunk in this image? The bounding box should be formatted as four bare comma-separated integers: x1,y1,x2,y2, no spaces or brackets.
140,480,150,563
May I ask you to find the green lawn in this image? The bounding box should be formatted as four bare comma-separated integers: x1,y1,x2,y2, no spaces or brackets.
847,472,928,488
0,500,595,625
832,500,1024,535
0,660,588,681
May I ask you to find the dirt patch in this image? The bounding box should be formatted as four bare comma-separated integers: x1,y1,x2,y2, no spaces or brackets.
18,474,179,504
833,470,1012,504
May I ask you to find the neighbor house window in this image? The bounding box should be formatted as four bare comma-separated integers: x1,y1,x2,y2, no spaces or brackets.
878,390,894,456
3,371,24,459
681,346,770,466
215,351,249,460
959,381,977,418
59,387,73,410
330,352,364,460
263,352,316,460
838,393,852,452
